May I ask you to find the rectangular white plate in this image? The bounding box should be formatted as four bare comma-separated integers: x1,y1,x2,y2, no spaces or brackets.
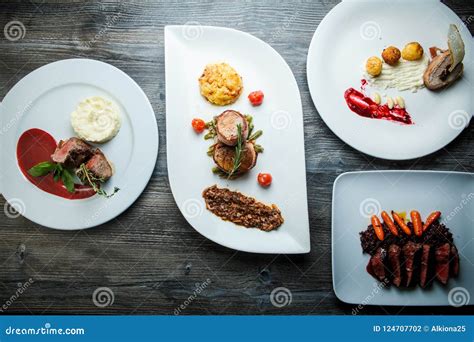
165,26,310,253
332,170,474,306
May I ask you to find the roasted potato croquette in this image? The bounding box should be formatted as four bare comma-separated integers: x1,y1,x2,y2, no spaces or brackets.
198,63,243,106
381,46,401,65
366,56,383,76
402,42,424,61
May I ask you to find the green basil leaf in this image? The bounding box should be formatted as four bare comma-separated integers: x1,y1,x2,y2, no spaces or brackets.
28,161,56,177
61,168,76,193
53,171,60,182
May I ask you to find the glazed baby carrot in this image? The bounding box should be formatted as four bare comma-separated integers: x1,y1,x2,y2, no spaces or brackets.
381,210,399,236
392,211,411,235
423,211,441,231
411,210,423,237
371,215,385,241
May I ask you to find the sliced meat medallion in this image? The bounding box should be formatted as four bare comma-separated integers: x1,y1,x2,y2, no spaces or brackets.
51,137,93,168
213,141,257,175
369,247,388,282
423,50,463,90
419,244,432,288
215,110,248,146
388,244,402,287
85,149,113,181
450,245,460,277
402,241,422,287
435,243,451,284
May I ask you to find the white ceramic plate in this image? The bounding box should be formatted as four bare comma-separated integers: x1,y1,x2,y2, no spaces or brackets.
332,171,474,306
307,0,473,160
0,59,158,229
165,26,310,253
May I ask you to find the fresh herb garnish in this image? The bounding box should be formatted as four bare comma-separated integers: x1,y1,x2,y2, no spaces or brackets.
227,123,244,179
77,163,119,198
28,160,118,198
28,161,57,177
28,161,76,193
61,167,76,193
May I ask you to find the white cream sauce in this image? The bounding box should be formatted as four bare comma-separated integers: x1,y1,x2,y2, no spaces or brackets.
364,54,429,92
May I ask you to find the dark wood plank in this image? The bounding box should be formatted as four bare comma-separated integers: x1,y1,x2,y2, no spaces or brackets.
0,0,472,315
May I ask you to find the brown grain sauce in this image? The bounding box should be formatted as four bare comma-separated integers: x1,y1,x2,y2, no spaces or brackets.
202,185,284,231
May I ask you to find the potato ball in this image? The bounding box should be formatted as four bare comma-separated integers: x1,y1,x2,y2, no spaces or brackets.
381,46,401,65
366,56,383,77
401,42,424,61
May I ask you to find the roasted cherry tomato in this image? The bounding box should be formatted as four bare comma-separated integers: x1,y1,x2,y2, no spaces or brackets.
248,90,264,106
257,173,272,187
192,118,206,133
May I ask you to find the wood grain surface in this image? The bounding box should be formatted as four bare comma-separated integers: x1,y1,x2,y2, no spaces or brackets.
0,0,472,315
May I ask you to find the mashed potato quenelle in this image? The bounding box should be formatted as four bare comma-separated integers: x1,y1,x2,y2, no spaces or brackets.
71,96,121,143
199,63,243,106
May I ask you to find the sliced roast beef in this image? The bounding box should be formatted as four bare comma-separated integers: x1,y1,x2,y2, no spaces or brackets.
51,137,93,168
435,243,451,285
388,244,402,287
361,218,460,288
402,242,422,287
85,149,113,181
419,244,432,288
450,245,460,277
213,141,257,175
369,247,388,282
215,110,248,146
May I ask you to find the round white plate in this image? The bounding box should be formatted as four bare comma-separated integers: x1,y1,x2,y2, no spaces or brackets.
165,26,310,254
0,59,158,229
307,0,473,160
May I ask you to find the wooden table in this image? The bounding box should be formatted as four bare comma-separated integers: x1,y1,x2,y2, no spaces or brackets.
0,0,472,315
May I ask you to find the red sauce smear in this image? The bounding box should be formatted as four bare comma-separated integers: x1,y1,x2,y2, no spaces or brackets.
344,88,413,125
17,128,96,200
